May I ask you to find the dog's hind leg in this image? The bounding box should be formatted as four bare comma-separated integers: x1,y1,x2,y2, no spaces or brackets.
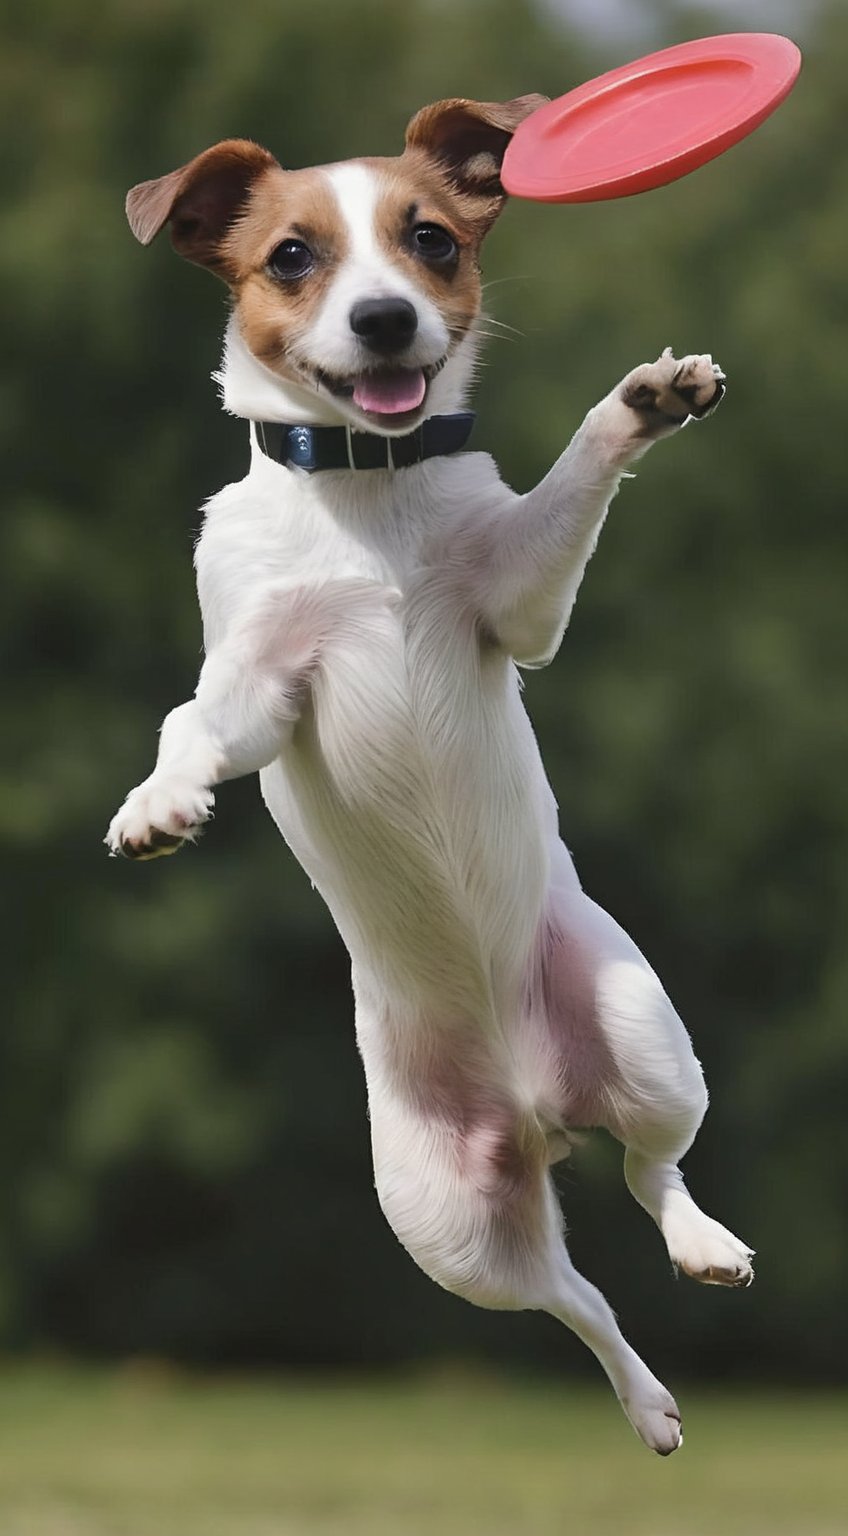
541,869,754,1288
543,1239,683,1454
597,919,754,1288
623,1147,754,1288
368,1083,682,1453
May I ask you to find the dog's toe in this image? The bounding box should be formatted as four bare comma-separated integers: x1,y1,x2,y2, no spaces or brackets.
680,1257,754,1288
118,827,187,861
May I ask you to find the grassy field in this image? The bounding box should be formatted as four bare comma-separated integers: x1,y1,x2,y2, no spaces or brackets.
0,1367,844,1536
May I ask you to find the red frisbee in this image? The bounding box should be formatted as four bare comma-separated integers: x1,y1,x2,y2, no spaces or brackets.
501,33,801,203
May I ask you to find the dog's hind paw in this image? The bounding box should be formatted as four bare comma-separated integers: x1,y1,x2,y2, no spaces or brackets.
666,1209,754,1288
621,1381,683,1456
106,775,213,860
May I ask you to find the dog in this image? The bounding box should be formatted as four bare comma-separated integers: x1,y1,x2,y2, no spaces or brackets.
107,96,753,1454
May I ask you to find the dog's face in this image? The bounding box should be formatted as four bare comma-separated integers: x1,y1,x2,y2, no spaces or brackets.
126,97,545,434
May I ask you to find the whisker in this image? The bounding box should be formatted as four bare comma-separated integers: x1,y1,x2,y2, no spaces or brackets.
481,275,533,291
473,331,518,345
481,317,525,338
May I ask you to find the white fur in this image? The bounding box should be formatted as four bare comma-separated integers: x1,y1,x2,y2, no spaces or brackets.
108,170,750,1454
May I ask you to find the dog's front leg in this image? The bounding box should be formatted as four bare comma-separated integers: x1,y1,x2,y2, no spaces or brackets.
106,608,308,860
476,349,725,665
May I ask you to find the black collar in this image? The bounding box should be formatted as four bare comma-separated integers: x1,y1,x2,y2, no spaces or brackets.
255,411,476,473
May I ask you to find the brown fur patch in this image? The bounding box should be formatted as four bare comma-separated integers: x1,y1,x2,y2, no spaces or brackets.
222,166,347,371
403,95,547,216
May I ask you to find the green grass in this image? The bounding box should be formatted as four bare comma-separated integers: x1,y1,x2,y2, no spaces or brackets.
0,1366,844,1536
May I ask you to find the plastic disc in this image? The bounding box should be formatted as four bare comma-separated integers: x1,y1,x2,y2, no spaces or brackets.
501,33,802,203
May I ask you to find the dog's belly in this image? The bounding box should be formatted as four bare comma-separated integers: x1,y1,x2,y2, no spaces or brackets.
260,594,551,1018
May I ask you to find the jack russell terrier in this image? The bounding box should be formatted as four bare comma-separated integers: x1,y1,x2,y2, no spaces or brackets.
107,96,753,1454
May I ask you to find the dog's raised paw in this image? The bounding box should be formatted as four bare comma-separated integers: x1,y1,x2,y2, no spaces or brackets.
621,347,726,435
106,775,213,860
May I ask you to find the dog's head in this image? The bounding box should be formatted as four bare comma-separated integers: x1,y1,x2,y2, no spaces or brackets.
126,96,545,434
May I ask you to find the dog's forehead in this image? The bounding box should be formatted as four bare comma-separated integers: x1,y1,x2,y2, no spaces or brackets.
232,153,485,263
337,153,492,244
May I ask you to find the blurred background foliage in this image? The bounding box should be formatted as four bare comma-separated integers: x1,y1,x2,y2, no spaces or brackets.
1,0,846,1386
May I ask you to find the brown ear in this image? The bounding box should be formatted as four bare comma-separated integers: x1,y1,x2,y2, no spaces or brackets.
404,95,547,217
125,138,279,274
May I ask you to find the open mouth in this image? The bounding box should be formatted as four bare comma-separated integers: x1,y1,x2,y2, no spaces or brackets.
315,359,445,425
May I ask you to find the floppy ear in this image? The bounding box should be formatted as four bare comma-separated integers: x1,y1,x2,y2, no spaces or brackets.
404,95,547,222
125,138,280,275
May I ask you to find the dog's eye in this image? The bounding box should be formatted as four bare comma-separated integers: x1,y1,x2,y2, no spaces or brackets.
267,239,314,280
411,223,458,265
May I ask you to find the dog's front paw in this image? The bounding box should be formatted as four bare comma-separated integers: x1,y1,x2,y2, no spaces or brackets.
106,775,213,860
621,347,726,437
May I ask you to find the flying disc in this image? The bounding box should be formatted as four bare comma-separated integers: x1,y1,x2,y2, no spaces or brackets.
501,33,801,203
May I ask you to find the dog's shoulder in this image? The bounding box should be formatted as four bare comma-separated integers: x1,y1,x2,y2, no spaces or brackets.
416,450,517,528
193,460,306,640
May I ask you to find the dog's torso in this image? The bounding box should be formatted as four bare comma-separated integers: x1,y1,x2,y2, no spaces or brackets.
198,445,569,1066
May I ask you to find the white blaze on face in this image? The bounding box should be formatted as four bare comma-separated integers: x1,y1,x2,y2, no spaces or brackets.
305,162,451,383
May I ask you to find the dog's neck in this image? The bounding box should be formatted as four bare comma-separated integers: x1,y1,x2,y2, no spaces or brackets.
215,316,480,431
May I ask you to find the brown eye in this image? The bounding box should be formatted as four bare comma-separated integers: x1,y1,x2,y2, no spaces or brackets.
411,223,457,265
267,239,314,280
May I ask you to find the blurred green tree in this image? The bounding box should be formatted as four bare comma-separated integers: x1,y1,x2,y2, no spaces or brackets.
1,0,846,1379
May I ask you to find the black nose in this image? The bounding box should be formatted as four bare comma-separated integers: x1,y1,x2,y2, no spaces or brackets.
349,297,418,354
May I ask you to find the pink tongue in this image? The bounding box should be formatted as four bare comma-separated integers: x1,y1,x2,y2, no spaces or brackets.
353,368,426,416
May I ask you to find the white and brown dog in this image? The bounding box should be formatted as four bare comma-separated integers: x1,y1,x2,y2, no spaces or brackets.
107,96,752,1453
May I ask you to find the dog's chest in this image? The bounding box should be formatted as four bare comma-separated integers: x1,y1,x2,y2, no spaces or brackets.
300,539,493,801
202,459,549,977
206,456,500,768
